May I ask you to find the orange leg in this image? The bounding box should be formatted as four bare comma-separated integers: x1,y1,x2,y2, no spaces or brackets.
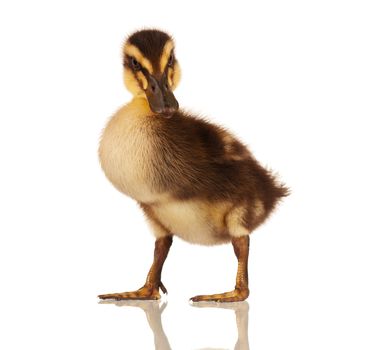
98,236,172,300
191,235,250,302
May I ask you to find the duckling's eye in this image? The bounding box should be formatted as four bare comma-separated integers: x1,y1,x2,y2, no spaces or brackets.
131,57,141,71
167,53,174,67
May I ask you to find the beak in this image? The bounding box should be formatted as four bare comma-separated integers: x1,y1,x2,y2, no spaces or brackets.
145,72,179,116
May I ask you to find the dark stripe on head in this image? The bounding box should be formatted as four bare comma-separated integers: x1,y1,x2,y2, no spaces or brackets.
128,29,171,73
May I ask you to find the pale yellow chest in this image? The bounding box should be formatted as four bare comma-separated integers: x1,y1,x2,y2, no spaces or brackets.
98,100,159,202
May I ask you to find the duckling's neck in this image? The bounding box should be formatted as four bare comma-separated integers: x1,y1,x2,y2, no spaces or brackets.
127,96,153,118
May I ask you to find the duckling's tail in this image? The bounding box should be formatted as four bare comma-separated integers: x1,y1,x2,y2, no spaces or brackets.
275,181,290,199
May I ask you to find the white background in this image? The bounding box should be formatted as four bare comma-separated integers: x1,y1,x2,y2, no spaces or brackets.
1,0,375,349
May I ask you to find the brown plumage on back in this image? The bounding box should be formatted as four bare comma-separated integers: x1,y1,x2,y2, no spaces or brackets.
98,29,288,302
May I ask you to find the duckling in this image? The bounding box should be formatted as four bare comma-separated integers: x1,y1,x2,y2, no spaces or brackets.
98,29,288,302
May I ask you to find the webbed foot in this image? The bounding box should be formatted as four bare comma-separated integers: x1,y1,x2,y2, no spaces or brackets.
98,283,166,301
190,287,249,303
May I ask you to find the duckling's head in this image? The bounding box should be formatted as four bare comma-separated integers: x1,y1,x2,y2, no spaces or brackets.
123,29,181,116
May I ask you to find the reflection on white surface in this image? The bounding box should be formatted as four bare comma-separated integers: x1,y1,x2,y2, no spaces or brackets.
192,301,249,350
99,299,249,350
99,299,172,350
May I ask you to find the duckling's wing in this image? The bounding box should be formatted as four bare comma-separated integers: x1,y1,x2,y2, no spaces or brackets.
151,113,256,199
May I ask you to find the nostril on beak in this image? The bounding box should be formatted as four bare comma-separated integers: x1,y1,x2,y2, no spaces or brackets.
164,98,173,109
151,84,156,93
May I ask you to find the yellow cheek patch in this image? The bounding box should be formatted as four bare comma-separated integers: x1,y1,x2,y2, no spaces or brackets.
159,40,174,72
136,71,148,90
123,68,144,96
166,64,181,90
124,43,153,74
171,63,181,90
167,68,173,87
